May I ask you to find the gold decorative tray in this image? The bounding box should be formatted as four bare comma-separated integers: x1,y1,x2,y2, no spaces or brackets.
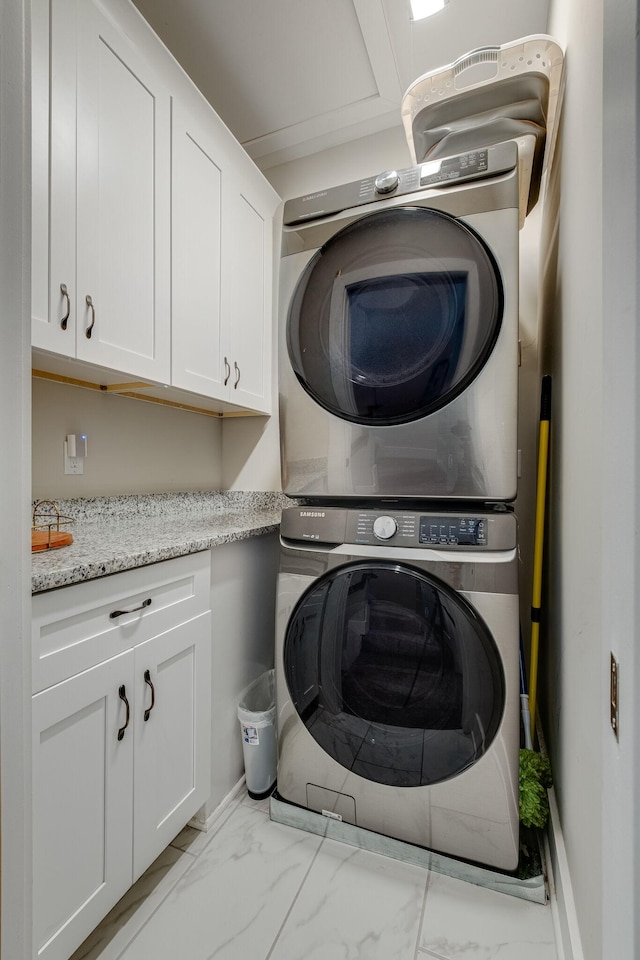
32,500,75,552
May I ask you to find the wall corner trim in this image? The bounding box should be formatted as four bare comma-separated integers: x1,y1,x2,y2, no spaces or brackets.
545,786,586,960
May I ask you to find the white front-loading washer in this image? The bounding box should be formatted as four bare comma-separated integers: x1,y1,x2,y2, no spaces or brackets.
279,141,520,502
275,505,520,871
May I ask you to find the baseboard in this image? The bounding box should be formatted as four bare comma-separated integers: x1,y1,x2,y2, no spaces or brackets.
545,785,585,960
188,776,246,833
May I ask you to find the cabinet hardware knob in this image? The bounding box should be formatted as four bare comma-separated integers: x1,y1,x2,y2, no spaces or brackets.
224,356,231,386
143,669,155,721
85,294,96,338
59,283,71,330
109,597,152,619
234,361,240,389
117,684,130,741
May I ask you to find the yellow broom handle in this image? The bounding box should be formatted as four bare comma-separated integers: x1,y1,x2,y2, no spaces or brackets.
529,378,551,743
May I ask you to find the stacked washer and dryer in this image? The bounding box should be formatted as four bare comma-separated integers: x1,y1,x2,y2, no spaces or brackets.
272,37,563,872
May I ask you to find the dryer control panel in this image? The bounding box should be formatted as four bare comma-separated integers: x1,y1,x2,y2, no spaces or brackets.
282,141,518,226
280,507,516,551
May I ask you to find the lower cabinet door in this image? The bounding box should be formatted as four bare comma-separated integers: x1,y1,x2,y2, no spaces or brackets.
32,651,134,960
132,611,212,880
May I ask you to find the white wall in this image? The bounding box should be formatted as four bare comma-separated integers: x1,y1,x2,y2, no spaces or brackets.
221,414,281,491
199,533,279,820
541,1,604,956
600,1,639,957
0,0,32,956
539,4,640,956
266,125,412,201
32,377,223,499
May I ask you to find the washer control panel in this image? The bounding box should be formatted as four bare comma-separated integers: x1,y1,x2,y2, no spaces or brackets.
372,515,397,540
374,170,400,194
354,512,417,543
350,511,488,548
418,515,486,546
280,507,516,551
282,141,517,226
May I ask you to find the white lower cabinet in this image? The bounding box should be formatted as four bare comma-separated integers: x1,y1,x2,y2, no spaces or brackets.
32,554,212,960
33,651,134,960
132,614,211,880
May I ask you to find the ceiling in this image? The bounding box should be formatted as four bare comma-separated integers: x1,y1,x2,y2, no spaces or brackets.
131,0,550,171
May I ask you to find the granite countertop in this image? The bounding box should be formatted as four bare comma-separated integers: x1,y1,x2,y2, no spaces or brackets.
32,492,292,594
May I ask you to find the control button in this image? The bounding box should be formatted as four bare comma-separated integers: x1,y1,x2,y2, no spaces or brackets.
373,516,397,540
374,170,400,195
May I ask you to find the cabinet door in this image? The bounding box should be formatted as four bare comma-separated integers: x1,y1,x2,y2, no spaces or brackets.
132,611,212,880
171,98,230,399
75,0,170,381
223,167,277,414
32,652,134,960
31,0,77,355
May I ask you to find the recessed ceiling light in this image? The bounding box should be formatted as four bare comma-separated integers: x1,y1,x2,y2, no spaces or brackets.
410,0,448,21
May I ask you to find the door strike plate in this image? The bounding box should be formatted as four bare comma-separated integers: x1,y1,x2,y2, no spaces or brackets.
610,652,619,740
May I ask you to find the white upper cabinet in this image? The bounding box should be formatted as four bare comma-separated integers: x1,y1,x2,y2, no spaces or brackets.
32,0,171,383
31,0,279,414
31,0,77,355
222,163,276,414
75,0,171,380
171,99,227,400
171,97,277,414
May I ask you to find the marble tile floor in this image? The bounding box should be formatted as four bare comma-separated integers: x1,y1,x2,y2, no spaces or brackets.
71,790,560,960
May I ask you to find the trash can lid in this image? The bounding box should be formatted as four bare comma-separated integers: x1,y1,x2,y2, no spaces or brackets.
237,669,276,725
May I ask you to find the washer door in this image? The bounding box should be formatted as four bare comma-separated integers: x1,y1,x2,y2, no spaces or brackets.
283,561,505,787
287,207,503,426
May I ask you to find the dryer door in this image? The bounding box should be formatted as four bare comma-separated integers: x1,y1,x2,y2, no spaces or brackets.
283,561,505,787
287,207,503,426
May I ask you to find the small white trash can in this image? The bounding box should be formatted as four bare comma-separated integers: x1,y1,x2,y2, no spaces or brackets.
237,669,277,799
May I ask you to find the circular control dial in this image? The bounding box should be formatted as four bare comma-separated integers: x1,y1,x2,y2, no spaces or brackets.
374,170,400,194
373,516,397,540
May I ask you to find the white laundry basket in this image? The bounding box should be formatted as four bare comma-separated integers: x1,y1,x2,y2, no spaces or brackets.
237,669,277,799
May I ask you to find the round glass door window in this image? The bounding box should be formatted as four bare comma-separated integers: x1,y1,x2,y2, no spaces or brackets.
287,207,503,425
283,562,505,787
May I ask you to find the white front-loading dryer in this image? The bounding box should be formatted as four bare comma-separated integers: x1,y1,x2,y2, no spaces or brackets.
279,141,520,502
275,505,520,871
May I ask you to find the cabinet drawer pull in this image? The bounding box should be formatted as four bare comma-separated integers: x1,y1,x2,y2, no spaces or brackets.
109,597,152,619
59,283,71,330
117,684,130,741
143,669,155,721
234,361,240,389
85,294,96,338
224,356,231,386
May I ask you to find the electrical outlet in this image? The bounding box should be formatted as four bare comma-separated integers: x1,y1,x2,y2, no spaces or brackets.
63,440,84,475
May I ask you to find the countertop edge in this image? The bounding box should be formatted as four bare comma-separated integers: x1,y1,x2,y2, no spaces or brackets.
32,521,280,594
31,493,291,594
